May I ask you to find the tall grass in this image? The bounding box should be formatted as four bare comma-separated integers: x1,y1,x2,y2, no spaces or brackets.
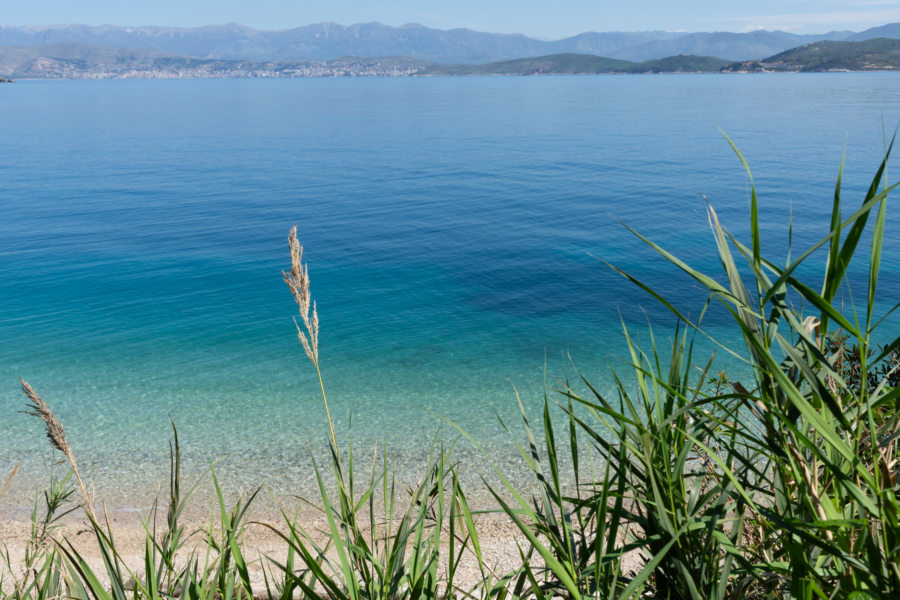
3,140,898,599
445,139,899,598
516,138,900,598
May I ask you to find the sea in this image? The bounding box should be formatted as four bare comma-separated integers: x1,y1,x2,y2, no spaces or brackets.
1,73,899,512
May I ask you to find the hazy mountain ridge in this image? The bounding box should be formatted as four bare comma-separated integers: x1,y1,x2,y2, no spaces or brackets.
848,23,900,41
614,29,854,61
0,21,878,63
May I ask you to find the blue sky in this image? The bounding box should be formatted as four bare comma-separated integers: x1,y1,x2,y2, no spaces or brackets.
4,1,900,38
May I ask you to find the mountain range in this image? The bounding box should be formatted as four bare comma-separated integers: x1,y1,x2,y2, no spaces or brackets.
5,38,899,80
2,21,900,79
1,21,887,64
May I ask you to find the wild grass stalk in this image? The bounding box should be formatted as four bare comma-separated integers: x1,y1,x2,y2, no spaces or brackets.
20,379,97,524
279,225,483,600
0,466,16,500
283,225,334,457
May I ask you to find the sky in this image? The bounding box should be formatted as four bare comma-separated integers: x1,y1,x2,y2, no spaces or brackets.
3,1,900,39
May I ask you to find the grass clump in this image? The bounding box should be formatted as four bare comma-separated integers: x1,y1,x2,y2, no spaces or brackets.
2,138,899,599
444,138,900,598
540,137,900,598
276,224,486,600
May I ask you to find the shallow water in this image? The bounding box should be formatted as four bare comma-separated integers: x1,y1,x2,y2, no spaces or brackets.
1,73,899,511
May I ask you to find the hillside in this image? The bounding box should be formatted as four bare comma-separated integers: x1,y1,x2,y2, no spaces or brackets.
417,53,632,76
723,37,900,72
418,53,730,76
627,55,731,73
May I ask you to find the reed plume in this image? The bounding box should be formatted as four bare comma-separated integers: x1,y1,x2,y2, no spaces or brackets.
282,225,337,455
283,225,319,366
20,378,98,523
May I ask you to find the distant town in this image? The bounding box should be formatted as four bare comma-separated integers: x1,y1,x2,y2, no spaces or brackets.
1,56,426,80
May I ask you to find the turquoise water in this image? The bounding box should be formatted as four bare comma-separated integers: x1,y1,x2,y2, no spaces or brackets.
1,74,899,510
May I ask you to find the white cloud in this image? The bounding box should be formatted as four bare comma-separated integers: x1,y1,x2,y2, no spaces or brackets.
740,22,804,33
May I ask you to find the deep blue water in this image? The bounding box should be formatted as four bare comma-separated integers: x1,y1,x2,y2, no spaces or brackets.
1,74,899,509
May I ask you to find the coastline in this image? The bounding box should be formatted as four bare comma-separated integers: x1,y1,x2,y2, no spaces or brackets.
0,457,606,593
0,503,538,592
4,68,898,81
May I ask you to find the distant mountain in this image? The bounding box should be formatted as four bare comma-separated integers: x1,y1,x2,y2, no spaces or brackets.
0,43,183,77
0,23,268,58
418,54,633,76
723,38,900,72
0,42,186,65
613,30,850,61
418,53,730,76
848,23,900,41
540,31,683,58
0,23,652,63
0,21,878,63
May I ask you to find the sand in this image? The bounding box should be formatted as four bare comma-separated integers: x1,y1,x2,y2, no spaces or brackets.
0,452,643,595
0,494,539,594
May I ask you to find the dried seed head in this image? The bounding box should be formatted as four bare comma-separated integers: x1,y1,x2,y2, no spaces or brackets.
20,379,97,522
282,225,337,455
21,378,70,456
283,225,319,365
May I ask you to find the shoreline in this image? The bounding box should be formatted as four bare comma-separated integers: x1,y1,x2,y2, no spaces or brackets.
0,461,606,593
0,432,580,591
0,458,552,522
4,69,899,81
0,504,538,593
